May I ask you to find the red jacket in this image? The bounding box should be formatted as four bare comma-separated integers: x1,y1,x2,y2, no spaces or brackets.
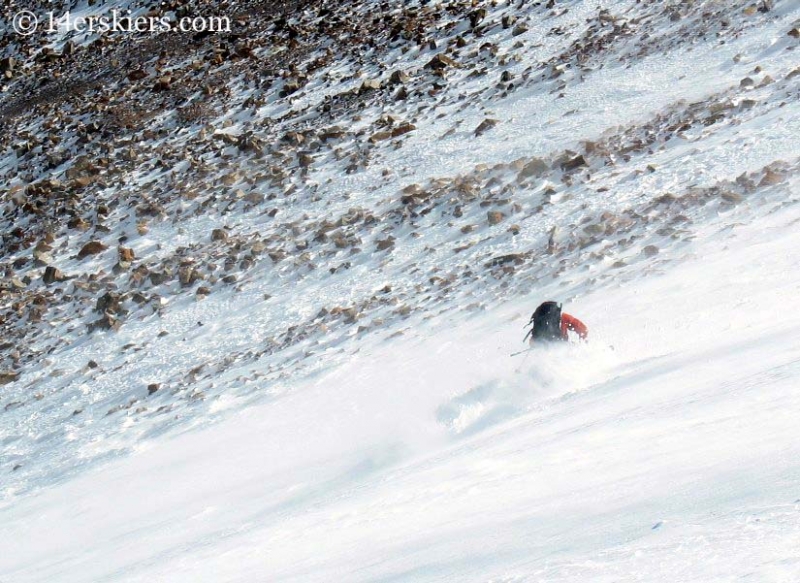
561,313,588,340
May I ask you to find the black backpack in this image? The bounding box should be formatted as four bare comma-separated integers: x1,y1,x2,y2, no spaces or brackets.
527,301,562,342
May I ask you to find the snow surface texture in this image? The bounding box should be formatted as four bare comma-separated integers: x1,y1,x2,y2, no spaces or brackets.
3,199,800,582
1,0,800,581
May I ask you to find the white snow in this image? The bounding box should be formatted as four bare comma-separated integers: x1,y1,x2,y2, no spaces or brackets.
2,0,800,580
2,194,800,582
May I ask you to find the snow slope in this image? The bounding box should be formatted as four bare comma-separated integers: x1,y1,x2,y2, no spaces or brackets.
2,181,800,582
1,0,800,580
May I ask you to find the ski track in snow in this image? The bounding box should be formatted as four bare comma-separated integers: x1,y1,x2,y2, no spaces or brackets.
2,0,800,581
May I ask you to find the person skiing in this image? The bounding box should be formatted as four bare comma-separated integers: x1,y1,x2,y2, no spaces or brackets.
523,301,588,344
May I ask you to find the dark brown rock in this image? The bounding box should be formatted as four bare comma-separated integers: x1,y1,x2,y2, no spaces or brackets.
487,211,506,225
388,70,410,85
469,8,487,28
485,254,526,268
360,79,382,93
376,237,396,251
96,292,124,315
560,155,588,172
77,241,108,259
88,314,121,333
211,229,229,242
426,54,458,71
518,158,549,180
391,123,417,138
178,266,201,287
0,371,19,385
43,266,66,285
153,75,172,91
512,23,530,36
474,118,499,136
128,69,148,81
118,247,135,262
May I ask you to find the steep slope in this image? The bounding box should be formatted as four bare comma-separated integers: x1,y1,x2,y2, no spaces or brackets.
2,176,800,581
1,0,800,580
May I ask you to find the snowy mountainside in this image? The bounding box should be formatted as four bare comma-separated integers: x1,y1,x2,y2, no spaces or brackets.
0,0,800,580
3,193,800,582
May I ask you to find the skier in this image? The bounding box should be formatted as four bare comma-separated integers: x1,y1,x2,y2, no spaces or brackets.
523,301,588,344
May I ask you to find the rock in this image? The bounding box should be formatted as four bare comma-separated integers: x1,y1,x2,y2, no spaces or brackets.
720,191,743,204
211,228,228,242
501,71,513,83
269,250,287,263
0,371,19,385
487,211,506,225
149,270,172,286
517,158,549,180
88,314,121,333
178,266,202,286
789,28,800,39
512,23,530,36
469,8,487,28
0,57,16,73
118,247,135,262
360,79,382,93
68,217,90,231
72,176,94,188
320,127,347,142
643,245,660,257
502,15,517,29
488,254,526,269
391,123,416,138
740,77,755,88
560,154,588,172
33,247,53,264
96,292,124,314
283,131,305,145
148,383,160,395
376,237,396,251
388,70,410,85
196,286,211,297
77,241,108,259
426,54,458,71
298,153,315,168
43,266,66,285
474,118,499,136
221,172,241,186
282,79,302,96
759,169,783,186
369,131,393,143
153,75,172,91
128,69,148,81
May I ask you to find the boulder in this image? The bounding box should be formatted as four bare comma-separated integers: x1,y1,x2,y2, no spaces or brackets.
43,266,66,285
77,241,108,259
474,118,499,136
487,211,506,225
